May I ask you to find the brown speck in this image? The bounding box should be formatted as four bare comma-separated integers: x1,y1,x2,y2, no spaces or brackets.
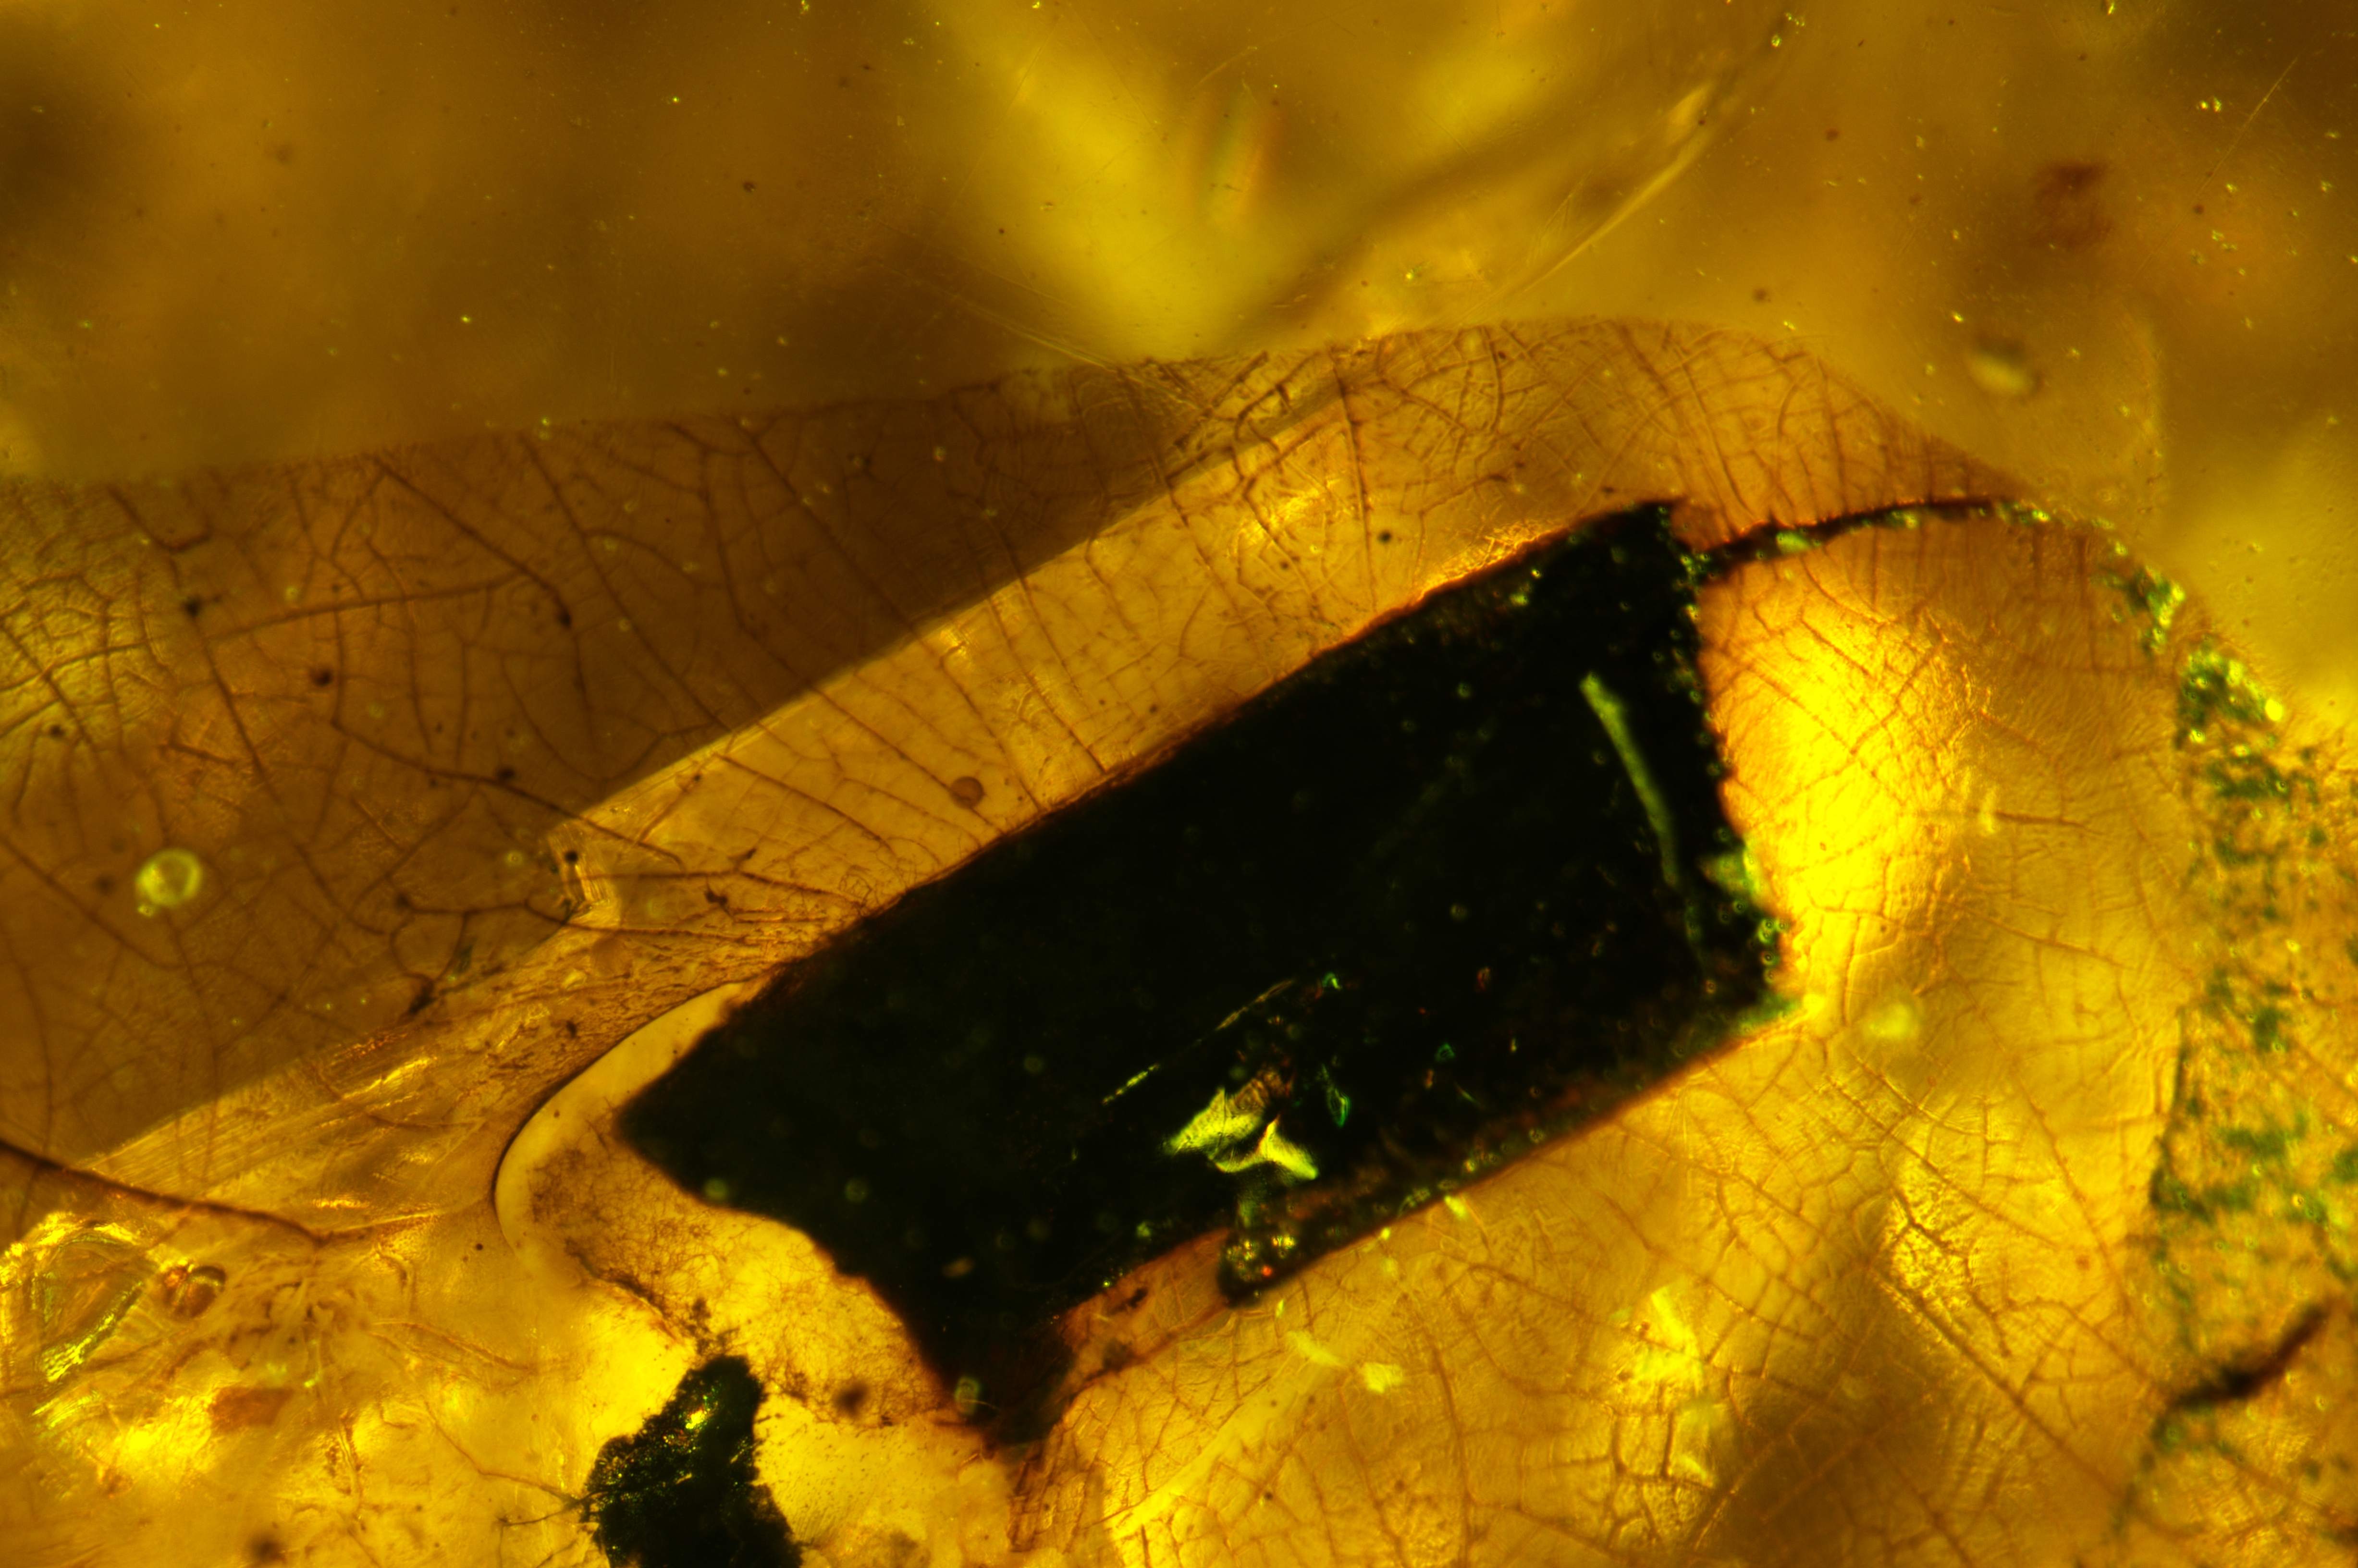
949,775,985,808
1752,286,1770,303
248,1537,288,1566
832,1381,871,1416
742,180,757,192
1824,128,1841,140
210,1385,294,1435
2031,160,2111,250
160,1262,226,1318
181,595,205,619
494,764,517,784
309,666,334,687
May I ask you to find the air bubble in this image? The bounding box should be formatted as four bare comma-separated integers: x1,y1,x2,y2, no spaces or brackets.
133,848,205,914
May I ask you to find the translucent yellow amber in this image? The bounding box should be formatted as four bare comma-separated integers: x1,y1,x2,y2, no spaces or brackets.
0,3,2352,1565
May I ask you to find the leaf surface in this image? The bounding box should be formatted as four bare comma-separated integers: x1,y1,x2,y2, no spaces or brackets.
3,321,2352,1568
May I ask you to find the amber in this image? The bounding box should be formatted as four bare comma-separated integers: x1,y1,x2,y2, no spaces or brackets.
1,3,2354,1566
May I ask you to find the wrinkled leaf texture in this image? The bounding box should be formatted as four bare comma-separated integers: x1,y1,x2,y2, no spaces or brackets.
2,319,2353,1568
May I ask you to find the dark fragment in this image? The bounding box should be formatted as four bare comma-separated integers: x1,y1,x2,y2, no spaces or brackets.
584,1357,796,1568
624,505,1773,1425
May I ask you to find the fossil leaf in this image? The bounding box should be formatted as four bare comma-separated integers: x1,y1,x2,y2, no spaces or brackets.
2,322,2353,1568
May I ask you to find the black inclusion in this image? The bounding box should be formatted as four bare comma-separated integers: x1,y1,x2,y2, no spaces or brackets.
584,1357,796,1568
622,505,1771,1419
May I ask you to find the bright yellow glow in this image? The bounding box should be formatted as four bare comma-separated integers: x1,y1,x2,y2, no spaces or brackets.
131,848,205,916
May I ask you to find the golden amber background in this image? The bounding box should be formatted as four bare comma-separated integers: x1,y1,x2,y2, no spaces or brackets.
2,2,2355,1566
1,0,2350,704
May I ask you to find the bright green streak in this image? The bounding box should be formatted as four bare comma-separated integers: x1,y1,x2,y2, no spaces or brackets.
1580,672,1680,891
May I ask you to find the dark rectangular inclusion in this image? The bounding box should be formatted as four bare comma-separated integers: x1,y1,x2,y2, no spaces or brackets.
622,505,1772,1413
